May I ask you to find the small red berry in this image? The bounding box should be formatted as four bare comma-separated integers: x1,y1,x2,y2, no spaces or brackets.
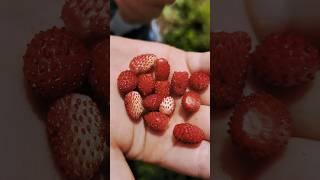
138,73,155,96
155,58,170,80
143,94,163,111
182,91,201,113
171,71,189,96
130,54,157,74
189,71,210,91
144,112,170,132
173,123,205,144
155,81,170,98
117,70,138,95
159,96,175,116
124,91,144,121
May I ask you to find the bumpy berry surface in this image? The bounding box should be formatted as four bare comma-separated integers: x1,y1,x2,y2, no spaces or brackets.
143,94,163,111
155,81,170,98
182,91,201,113
212,32,251,109
229,93,292,160
90,38,108,102
252,31,320,87
155,58,170,80
173,123,205,144
47,94,105,180
189,71,210,91
144,112,170,131
171,71,189,96
129,54,157,74
117,70,138,95
159,96,175,116
61,0,109,41
23,27,90,99
124,91,144,121
138,73,155,96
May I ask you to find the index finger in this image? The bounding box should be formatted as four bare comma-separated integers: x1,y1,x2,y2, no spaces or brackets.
186,52,210,73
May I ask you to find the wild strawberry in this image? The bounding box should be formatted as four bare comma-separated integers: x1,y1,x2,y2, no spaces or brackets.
229,92,293,160
117,70,138,95
47,94,105,180
155,58,170,80
155,81,170,98
143,112,170,132
252,31,320,87
138,73,155,96
130,54,157,74
159,96,175,116
61,0,109,42
143,94,163,111
189,71,210,91
23,27,91,99
182,91,201,113
124,91,144,121
171,71,189,96
173,123,205,144
90,38,108,102
213,32,251,109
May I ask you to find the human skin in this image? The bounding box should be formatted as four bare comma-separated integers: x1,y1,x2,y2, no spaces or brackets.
114,0,175,23
110,36,210,180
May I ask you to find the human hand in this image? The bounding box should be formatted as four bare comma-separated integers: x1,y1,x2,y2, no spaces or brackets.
114,0,175,23
109,35,210,179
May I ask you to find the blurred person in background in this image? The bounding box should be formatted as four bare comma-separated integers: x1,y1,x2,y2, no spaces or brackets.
110,0,174,41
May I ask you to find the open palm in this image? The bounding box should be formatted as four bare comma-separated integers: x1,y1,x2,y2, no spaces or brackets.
110,36,210,179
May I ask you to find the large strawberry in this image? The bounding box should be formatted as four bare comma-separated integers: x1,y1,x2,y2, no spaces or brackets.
252,31,320,87
61,0,109,42
23,27,91,99
47,94,105,180
229,92,292,160
90,38,109,103
213,32,251,109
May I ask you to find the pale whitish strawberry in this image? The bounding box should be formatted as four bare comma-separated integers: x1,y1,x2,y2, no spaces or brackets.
159,96,175,116
129,54,157,74
47,94,105,180
124,91,144,121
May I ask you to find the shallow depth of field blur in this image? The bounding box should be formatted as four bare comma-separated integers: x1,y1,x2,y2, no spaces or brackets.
129,0,210,179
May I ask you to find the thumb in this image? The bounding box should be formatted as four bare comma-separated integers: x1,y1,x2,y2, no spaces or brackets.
110,145,135,180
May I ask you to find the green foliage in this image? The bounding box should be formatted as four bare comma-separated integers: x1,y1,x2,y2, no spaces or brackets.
159,0,210,52
129,160,200,180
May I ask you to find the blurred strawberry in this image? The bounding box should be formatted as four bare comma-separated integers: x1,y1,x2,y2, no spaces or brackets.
213,32,251,109
61,0,109,42
23,27,90,99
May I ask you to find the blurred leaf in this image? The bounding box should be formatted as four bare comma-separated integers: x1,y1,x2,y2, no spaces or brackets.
129,160,201,180
158,0,210,52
